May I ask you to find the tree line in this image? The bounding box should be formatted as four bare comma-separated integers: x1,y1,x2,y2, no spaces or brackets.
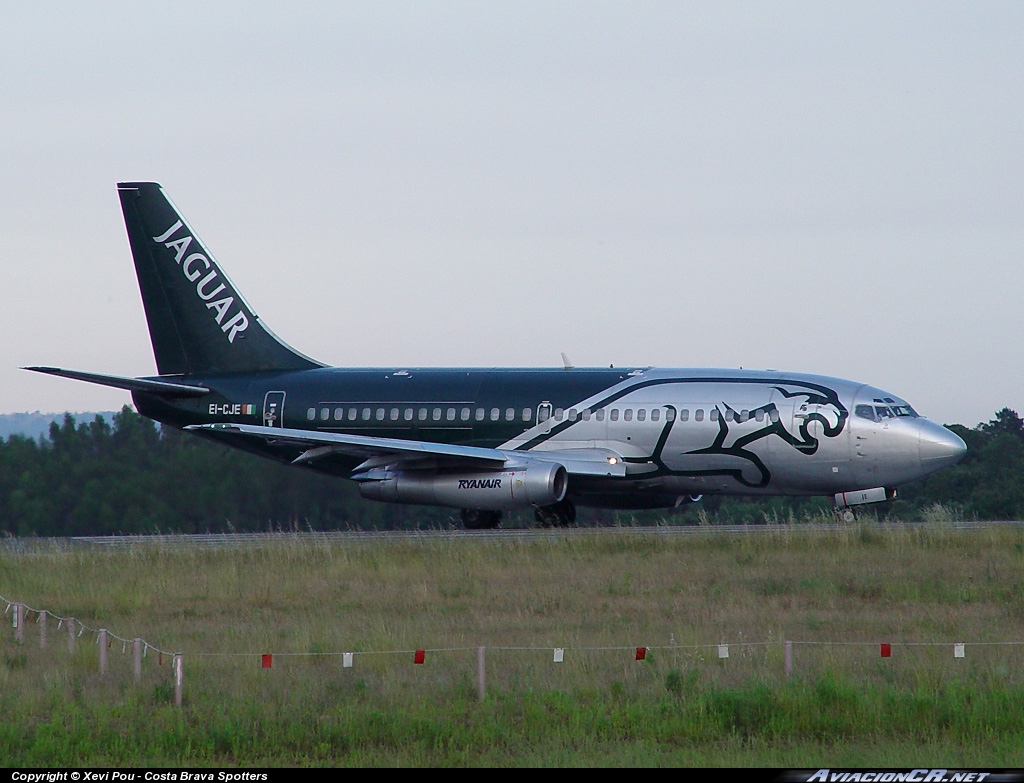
0,406,1021,536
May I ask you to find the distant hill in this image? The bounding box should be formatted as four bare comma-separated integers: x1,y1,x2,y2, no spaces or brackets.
0,411,121,442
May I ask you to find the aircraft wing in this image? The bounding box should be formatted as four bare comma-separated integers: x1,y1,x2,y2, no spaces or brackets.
185,423,626,477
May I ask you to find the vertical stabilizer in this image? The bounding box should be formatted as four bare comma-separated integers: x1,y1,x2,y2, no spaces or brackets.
117,182,322,376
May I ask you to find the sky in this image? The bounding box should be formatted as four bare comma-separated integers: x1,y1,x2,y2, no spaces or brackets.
2,2,1022,427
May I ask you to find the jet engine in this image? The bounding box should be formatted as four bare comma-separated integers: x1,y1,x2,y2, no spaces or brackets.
834,487,896,507
357,463,568,510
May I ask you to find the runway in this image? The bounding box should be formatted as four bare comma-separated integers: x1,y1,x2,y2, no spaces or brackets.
2,520,1021,551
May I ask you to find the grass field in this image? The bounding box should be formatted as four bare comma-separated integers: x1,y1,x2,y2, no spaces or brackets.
3,522,1024,766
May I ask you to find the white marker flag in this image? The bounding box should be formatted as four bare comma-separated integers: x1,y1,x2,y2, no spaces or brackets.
343,653,353,668
553,648,564,663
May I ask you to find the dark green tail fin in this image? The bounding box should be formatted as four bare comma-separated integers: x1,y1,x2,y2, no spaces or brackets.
118,182,322,376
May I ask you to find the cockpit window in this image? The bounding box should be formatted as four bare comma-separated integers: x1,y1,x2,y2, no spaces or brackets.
855,405,876,421
891,405,918,417
875,406,894,419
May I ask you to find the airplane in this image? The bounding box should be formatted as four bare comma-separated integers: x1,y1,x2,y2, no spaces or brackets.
26,182,967,528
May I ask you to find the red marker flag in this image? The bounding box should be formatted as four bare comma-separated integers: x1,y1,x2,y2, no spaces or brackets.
635,647,647,661
414,649,426,664
262,653,273,669
880,643,891,658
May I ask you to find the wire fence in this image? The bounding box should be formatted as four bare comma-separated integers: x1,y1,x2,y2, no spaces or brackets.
6,590,1024,706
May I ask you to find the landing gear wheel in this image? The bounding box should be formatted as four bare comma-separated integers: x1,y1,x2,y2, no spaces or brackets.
534,498,577,527
840,509,856,523
461,509,502,530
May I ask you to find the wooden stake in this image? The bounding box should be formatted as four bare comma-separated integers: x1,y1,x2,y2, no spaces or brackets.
98,629,107,675
68,618,76,655
784,640,793,678
39,611,47,649
133,639,142,683
173,654,183,707
477,646,486,701
13,603,23,644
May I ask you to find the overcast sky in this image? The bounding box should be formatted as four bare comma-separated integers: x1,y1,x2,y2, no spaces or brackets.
2,2,1021,426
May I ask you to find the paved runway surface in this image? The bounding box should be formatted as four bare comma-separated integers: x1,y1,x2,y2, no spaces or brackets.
2,521,1021,551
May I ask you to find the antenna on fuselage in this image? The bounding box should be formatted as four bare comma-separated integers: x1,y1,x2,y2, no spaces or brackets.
560,352,574,370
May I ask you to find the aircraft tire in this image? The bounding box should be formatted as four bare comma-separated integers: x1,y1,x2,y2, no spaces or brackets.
534,498,576,527
461,509,502,530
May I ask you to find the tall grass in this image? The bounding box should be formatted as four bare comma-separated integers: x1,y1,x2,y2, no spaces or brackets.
3,526,1024,765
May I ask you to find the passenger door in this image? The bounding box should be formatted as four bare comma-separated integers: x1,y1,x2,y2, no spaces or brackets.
263,391,286,428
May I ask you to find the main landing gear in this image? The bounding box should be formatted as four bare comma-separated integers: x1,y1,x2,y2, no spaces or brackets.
461,509,502,530
534,498,577,527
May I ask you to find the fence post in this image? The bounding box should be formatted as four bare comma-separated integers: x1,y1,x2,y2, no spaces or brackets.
173,654,183,707
68,618,76,654
13,603,24,644
477,646,486,702
784,640,793,678
133,639,142,683
98,629,107,675
39,611,47,648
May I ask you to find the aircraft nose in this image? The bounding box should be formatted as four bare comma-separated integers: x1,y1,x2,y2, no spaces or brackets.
918,420,967,470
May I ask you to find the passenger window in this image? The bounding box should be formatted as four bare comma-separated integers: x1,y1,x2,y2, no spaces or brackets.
554,408,564,421
446,408,456,421
695,409,704,422
679,409,688,422
506,408,515,421
390,408,399,421
650,409,659,422
741,409,749,422
710,409,719,421
320,408,330,421
623,409,633,422
755,410,764,422
418,408,427,421
769,409,780,423
522,408,532,422
461,408,470,421
568,409,578,421
433,408,442,421
476,408,485,421
376,408,385,421
334,408,343,421
405,409,414,421
362,408,371,421
582,409,592,421
306,408,315,421
666,408,676,422
610,409,619,422
491,407,501,421
725,410,734,422
349,408,358,421
636,409,646,422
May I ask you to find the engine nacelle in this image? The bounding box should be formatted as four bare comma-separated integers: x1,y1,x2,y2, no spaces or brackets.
834,487,896,508
358,463,568,510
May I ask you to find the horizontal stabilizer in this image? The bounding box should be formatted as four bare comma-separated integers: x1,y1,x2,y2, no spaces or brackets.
23,367,210,397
